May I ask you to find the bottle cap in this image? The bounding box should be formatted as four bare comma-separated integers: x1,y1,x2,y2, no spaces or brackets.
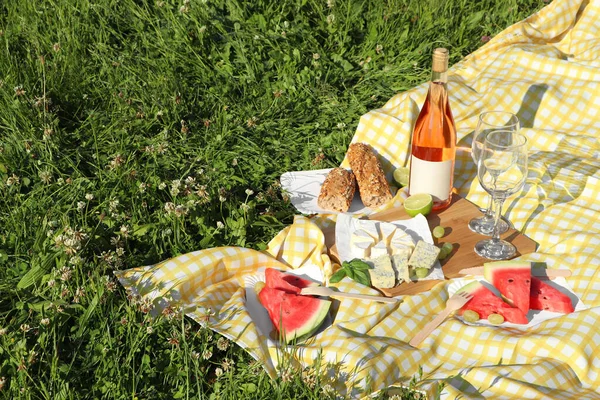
432,48,449,72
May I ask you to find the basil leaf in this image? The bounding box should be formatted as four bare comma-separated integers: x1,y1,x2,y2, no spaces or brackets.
346,259,371,271
353,269,371,286
329,268,347,284
345,265,357,281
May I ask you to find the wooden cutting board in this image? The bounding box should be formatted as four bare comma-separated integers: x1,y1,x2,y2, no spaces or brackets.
325,194,538,296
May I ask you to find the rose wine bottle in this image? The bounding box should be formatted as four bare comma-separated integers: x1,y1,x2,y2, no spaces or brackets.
408,48,456,211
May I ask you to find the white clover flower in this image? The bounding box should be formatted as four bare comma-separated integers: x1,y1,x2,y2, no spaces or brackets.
164,202,175,214
120,225,130,236
219,195,226,202
77,201,86,212
38,170,52,184
216,221,224,229
40,318,50,326
158,182,167,190
217,337,229,351
85,193,94,201
327,14,335,24
337,122,346,129
240,203,249,212
6,174,19,186
215,367,223,377
202,349,213,360
245,189,254,196
69,255,83,266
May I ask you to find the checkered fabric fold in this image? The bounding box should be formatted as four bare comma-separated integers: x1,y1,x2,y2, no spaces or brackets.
117,0,600,398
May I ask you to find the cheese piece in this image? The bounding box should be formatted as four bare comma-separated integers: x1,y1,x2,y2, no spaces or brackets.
368,255,395,289
358,223,379,240
370,240,388,258
350,228,376,259
351,241,372,259
389,228,415,254
377,222,397,245
391,249,411,284
352,228,377,243
408,240,440,270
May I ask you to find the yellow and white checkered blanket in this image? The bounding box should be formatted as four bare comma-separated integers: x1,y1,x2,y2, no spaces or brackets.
117,0,600,397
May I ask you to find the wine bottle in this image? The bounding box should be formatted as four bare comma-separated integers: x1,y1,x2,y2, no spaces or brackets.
408,47,456,211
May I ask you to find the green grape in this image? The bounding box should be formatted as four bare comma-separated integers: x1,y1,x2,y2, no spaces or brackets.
442,242,454,253
462,310,480,323
438,246,450,260
488,313,505,325
432,226,445,239
414,267,429,278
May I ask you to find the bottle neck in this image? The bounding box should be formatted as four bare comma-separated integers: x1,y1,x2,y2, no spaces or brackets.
431,69,448,84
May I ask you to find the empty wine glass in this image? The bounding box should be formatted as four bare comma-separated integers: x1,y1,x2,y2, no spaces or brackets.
468,112,520,235
474,130,528,260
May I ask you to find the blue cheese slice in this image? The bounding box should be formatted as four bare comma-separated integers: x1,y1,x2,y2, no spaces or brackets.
391,249,411,284
368,255,395,289
408,240,440,270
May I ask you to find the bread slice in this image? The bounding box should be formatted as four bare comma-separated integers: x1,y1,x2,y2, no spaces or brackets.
347,143,392,209
317,168,357,212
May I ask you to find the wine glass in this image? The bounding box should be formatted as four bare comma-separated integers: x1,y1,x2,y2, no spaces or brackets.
474,130,528,260
468,112,520,235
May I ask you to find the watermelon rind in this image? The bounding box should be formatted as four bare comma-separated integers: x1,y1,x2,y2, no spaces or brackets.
258,286,331,344
483,261,531,316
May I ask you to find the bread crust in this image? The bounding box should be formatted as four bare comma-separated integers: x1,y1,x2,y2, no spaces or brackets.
317,168,356,212
347,143,392,209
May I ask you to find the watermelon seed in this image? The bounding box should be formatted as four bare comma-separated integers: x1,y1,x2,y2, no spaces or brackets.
508,279,514,283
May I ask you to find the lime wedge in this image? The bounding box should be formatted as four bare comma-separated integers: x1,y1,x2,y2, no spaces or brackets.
393,167,410,187
404,193,433,217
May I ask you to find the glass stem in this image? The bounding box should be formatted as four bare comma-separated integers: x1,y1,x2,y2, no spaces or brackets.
492,195,506,243
484,194,495,220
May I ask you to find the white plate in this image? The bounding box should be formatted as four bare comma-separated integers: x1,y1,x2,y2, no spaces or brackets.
447,277,587,328
335,213,445,281
243,265,330,345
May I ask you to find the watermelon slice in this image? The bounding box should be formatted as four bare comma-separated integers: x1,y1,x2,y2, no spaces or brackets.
457,281,528,324
483,261,531,316
264,268,318,294
257,285,331,343
530,277,574,313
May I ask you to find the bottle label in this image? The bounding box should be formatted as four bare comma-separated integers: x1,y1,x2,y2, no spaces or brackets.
409,155,453,202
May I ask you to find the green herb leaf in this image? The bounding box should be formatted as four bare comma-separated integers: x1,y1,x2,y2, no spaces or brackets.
344,264,357,280
329,268,347,283
353,269,371,286
345,259,371,271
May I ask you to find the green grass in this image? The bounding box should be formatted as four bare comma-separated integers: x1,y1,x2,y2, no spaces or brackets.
0,0,544,398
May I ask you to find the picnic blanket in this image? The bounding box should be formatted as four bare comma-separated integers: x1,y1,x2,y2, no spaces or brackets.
116,0,600,398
